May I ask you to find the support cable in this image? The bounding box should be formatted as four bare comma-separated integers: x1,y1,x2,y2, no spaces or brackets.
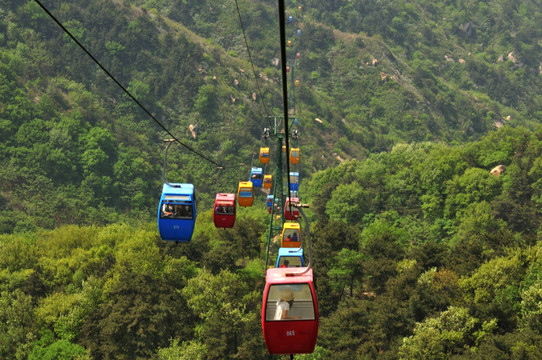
233,0,273,127
278,0,293,210
34,0,229,170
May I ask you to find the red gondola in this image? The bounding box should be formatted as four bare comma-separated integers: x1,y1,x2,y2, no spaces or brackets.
284,197,299,221
262,267,318,355
213,193,236,228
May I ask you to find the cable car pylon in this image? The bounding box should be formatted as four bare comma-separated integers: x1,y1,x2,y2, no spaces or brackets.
264,118,286,268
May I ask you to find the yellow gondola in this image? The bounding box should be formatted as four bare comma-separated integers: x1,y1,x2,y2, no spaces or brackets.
263,175,273,189
237,181,254,207
290,148,300,164
259,147,270,164
281,222,301,248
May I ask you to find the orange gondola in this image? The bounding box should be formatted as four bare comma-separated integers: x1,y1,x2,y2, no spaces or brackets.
259,147,270,164
290,148,300,164
263,175,273,189
237,181,254,207
281,222,301,248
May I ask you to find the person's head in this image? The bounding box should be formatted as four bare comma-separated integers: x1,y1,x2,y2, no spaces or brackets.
280,288,294,307
283,260,290,267
280,288,294,300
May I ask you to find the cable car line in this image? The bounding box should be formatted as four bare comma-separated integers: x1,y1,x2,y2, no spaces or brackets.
287,206,312,275
278,0,294,216
233,0,273,128
34,0,240,171
162,139,176,186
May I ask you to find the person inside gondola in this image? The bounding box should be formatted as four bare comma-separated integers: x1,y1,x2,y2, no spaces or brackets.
279,260,290,268
162,204,174,217
184,205,193,219
175,205,191,219
285,234,291,242
291,232,298,242
274,289,301,320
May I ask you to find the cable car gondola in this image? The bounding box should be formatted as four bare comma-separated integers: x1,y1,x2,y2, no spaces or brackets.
259,147,270,164
263,174,273,189
267,195,274,213
157,183,196,242
284,197,300,221
250,167,264,188
274,197,281,213
262,267,318,355
276,247,305,268
290,148,300,164
281,222,301,248
213,193,236,228
289,171,299,192
237,181,254,207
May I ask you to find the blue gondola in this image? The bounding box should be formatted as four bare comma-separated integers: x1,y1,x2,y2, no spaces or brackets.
250,167,264,188
267,195,274,208
274,197,280,212
289,171,299,192
276,247,305,268
157,183,196,242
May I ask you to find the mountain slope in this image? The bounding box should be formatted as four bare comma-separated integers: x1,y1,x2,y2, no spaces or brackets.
1,0,542,231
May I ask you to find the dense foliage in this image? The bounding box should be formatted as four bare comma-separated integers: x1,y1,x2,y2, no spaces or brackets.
2,0,542,231
3,0,542,359
4,127,542,358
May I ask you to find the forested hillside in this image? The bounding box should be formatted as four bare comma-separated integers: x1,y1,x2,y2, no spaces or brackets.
4,127,542,359
2,0,542,359
2,0,542,230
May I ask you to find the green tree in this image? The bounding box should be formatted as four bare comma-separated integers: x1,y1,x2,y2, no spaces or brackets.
399,306,496,359
182,268,259,359
157,339,207,360
28,330,87,360
325,181,369,224
0,289,37,360
193,84,218,121
443,168,501,220
318,298,372,359
459,251,526,332
328,248,366,298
